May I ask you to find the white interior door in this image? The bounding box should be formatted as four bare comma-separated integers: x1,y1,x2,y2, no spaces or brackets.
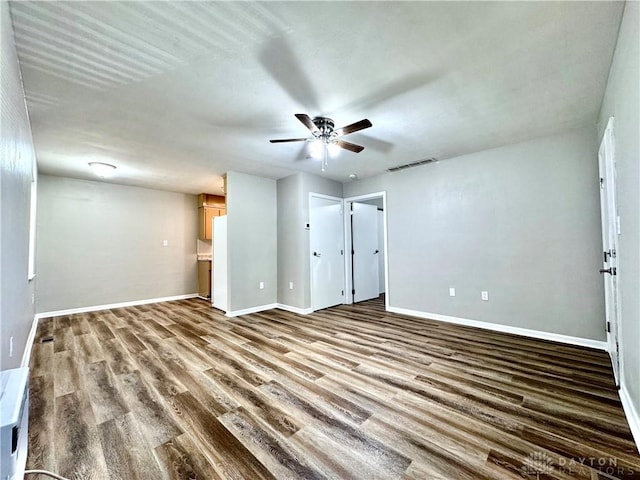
598,117,621,384
352,202,379,303
310,195,344,311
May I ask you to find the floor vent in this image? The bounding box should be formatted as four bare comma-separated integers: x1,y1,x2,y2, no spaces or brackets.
40,336,54,343
387,157,437,172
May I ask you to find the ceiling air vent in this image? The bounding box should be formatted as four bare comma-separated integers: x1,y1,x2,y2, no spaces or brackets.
387,158,437,172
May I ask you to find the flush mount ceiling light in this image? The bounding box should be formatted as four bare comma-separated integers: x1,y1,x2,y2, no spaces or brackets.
88,162,116,178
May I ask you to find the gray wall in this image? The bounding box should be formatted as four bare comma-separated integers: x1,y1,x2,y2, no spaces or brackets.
226,171,277,312
598,2,640,423
276,172,343,309
277,174,304,308
345,127,605,340
36,176,198,312
1,2,37,370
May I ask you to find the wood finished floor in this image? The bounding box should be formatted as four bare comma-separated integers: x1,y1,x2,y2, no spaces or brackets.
27,296,640,480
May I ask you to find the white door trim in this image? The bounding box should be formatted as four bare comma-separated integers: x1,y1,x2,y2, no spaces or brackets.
343,191,389,311
309,192,345,312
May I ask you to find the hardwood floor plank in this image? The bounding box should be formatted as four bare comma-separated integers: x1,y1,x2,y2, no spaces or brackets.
27,375,56,474
219,407,330,480
362,414,506,480
203,367,300,437
54,391,109,479
173,391,276,480
82,360,129,424
76,333,105,364
30,341,53,377
52,326,74,353
97,412,166,480
260,380,412,476
34,318,54,343
117,370,184,448
102,337,138,375
90,320,116,342
155,433,224,480
53,350,82,398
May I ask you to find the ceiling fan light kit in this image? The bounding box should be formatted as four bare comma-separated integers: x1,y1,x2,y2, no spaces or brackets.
270,114,372,171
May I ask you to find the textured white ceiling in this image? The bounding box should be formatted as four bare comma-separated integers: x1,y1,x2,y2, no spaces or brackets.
9,1,623,194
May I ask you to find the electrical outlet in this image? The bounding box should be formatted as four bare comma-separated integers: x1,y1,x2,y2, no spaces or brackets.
449,287,456,297
481,291,489,301
259,282,265,289
9,336,14,357
162,240,169,247
289,282,294,290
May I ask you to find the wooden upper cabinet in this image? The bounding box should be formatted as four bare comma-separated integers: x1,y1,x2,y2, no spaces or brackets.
198,193,225,208
198,193,226,240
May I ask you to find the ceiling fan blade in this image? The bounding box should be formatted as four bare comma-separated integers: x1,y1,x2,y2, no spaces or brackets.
295,113,320,134
334,139,364,153
334,119,372,137
270,138,308,143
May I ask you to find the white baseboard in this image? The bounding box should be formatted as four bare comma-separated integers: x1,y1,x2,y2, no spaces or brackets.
226,303,278,318
21,315,40,369
620,384,640,452
387,306,608,351
275,303,313,315
35,293,199,319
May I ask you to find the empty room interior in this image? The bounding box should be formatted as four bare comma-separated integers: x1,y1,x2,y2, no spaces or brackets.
2,1,640,479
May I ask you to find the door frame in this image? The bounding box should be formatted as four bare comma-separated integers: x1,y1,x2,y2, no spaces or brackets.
309,192,345,312
598,116,622,385
343,192,389,311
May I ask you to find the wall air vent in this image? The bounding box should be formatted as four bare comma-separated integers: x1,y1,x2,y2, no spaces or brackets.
387,158,437,172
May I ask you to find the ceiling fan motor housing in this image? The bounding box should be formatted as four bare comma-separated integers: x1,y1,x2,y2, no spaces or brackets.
313,117,335,139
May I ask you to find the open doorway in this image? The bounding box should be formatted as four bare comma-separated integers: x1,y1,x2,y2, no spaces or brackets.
344,192,388,310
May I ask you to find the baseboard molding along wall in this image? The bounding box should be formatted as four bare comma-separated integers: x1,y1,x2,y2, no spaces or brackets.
225,303,278,318
387,306,608,351
619,385,640,452
35,293,199,320
275,304,313,315
225,303,312,317
21,314,41,369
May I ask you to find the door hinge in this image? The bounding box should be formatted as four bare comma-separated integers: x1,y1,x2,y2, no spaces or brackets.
341,290,344,296
340,249,343,255
607,321,611,333
600,177,604,189
352,289,355,295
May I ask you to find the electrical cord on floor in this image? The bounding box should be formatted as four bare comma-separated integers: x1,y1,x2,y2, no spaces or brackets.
24,470,71,480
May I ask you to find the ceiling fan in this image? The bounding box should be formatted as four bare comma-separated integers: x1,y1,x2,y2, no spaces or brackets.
270,114,372,171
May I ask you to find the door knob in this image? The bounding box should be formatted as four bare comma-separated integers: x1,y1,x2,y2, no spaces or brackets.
313,252,321,257
374,249,380,254
599,267,616,275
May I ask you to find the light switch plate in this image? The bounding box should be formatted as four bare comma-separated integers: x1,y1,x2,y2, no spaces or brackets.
481,291,489,301
449,287,455,297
